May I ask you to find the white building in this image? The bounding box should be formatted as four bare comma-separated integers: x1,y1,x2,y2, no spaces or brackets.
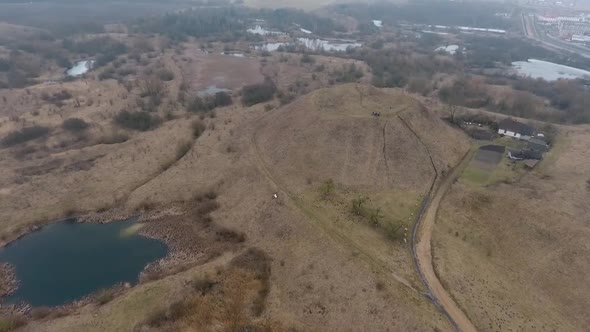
498,119,536,140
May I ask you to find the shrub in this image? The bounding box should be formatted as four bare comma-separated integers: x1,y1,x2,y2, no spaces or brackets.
31,307,52,320
157,69,175,81
241,79,276,106
301,54,315,64
216,228,246,243
187,92,232,113
97,132,128,145
0,315,26,331
351,196,367,216
1,126,50,147
113,111,160,131
145,307,169,327
197,200,220,216
191,276,216,295
41,90,72,105
330,63,363,83
96,288,115,305
214,91,232,107
320,179,334,199
62,118,89,132
191,120,206,138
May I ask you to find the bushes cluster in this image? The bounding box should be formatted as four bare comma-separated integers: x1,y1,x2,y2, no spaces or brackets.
438,77,491,109
113,110,160,131
330,63,363,83
241,79,276,106
95,288,115,305
1,126,50,147
157,69,175,81
62,118,89,132
187,91,232,113
191,120,206,138
40,90,72,107
300,54,315,64
63,37,127,67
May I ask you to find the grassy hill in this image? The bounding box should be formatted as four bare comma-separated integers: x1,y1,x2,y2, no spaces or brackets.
256,84,469,194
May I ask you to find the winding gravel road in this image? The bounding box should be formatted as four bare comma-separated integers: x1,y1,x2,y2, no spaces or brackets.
413,150,477,332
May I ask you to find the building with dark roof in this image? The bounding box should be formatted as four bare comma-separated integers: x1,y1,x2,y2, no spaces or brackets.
528,137,549,151
497,119,536,140
508,149,543,160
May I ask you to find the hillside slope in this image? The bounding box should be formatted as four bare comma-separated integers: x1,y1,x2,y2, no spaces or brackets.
256,84,470,194
433,125,590,331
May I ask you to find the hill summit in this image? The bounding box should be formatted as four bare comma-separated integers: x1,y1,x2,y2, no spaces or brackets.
255,84,470,193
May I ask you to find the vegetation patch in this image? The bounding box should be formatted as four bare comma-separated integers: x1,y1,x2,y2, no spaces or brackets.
114,111,161,131
1,126,50,147
241,79,277,106
62,118,89,132
187,91,232,113
0,315,25,332
141,248,275,331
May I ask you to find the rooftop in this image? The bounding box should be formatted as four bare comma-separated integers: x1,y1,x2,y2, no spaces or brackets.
498,118,535,136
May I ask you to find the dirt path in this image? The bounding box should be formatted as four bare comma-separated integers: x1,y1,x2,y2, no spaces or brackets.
414,149,477,332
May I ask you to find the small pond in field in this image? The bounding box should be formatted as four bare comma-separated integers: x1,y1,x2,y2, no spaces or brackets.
0,219,167,307
198,85,230,97
66,60,94,77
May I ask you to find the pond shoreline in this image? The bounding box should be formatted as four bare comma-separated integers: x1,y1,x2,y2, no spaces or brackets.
0,205,188,315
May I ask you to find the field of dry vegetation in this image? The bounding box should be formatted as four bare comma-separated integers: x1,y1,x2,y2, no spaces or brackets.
0,24,462,328
0,2,589,331
432,125,590,331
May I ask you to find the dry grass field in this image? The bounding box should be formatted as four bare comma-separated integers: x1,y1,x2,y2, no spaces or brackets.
432,125,590,331
0,77,470,330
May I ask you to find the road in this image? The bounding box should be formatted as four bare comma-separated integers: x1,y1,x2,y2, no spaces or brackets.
412,149,477,332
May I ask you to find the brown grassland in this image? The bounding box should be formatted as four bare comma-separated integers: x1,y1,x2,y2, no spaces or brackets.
0,16,589,330
432,125,590,331
0,47,467,331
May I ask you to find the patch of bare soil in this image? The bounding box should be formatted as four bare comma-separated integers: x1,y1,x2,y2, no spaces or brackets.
180,45,264,93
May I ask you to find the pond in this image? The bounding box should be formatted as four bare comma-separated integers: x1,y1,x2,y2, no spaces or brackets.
198,85,230,97
297,38,362,52
0,219,167,307
435,44,460,55
511,59,590,81
66,60,94,77
246,25,283,36
255,42,287,52
221,51,245,58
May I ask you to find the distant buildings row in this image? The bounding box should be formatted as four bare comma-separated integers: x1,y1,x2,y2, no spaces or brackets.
536,13,590,38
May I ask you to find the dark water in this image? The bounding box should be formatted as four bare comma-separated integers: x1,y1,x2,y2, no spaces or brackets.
0,219,167,307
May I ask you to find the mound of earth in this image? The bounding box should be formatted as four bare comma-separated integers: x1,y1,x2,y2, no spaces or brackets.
256,84,470,193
